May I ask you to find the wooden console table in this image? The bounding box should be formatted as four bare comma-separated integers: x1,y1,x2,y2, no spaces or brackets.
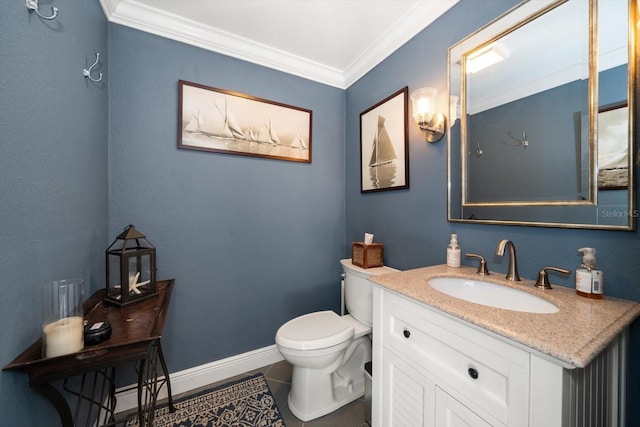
4,279,175,426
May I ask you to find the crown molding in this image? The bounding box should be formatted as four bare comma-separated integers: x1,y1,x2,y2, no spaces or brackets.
343,0,459,87
100,0,458,89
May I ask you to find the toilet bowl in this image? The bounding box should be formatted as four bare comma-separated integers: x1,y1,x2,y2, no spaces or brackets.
275,259,398,421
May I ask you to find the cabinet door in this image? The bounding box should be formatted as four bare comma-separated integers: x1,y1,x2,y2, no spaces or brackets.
381,348,435,427
435,387,496,427
381,291,529,426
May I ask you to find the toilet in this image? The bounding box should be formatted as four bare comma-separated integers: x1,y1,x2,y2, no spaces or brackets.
275,258,398,421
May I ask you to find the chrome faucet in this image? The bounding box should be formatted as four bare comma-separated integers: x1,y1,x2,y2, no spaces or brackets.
495,239,521,281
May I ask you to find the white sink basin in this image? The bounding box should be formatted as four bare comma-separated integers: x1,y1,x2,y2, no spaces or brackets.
428,277,559,314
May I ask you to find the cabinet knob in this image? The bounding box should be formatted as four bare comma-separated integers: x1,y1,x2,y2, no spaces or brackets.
468,367,479,379
403,329,411,338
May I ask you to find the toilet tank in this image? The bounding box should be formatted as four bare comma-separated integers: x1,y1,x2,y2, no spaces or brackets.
340,258,398,327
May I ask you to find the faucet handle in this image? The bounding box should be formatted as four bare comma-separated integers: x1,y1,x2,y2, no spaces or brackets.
466,253,490,275
535,266,571,289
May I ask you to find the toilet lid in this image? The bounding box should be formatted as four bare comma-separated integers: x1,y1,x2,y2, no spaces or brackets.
276,310,354,350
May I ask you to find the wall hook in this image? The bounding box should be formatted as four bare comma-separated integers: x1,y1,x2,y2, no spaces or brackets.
519,131,528,149
26,0,58,20
83,53,103,83
475,141,483,157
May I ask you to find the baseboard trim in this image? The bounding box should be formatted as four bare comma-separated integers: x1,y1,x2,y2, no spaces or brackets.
114,344,284,414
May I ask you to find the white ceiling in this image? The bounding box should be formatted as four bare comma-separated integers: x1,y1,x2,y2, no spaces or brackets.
99,0,459,88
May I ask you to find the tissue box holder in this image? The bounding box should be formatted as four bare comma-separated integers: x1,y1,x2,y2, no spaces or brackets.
352,242,384,268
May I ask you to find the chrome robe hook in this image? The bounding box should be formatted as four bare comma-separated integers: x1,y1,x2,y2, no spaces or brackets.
519,131,528,149
26,0,58,20
475,141,483,158
83,53,103,83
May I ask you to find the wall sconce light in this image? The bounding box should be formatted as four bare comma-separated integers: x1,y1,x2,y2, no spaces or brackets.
410,87,446,143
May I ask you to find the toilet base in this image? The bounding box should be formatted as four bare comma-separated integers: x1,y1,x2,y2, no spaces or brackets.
287,336,371,422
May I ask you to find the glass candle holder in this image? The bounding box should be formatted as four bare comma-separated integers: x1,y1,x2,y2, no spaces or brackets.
42,279,84,358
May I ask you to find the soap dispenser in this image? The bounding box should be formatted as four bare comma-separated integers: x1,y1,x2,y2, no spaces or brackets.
447,234,461,268
576,247,603,299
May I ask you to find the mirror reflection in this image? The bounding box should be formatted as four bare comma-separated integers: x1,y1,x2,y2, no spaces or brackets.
448,0,635,229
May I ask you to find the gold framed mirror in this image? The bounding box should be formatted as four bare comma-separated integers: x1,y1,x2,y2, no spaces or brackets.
448,0,637,230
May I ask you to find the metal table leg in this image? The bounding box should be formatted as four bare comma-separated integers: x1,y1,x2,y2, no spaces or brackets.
156,340,174,412
135,339,174,425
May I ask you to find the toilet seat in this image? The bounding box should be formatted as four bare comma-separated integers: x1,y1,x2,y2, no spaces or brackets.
276,311,354,351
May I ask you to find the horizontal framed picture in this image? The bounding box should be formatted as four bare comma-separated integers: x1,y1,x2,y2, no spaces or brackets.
360,87,409,193
178,80,312,163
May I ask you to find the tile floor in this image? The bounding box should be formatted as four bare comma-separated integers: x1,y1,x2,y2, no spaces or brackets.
179,360,369,427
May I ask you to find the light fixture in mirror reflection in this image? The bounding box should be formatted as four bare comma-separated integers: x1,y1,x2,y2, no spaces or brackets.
410,87,446,143
447,0,636,230
449,95,459,128
466,42,510,74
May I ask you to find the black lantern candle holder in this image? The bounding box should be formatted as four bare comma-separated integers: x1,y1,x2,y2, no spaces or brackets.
105,225,157,307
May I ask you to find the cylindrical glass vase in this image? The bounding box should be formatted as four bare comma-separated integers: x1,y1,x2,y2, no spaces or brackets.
42,279,84,358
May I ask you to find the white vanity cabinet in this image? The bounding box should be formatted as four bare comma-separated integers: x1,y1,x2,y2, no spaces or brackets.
372,287,626,427
381,348,496,427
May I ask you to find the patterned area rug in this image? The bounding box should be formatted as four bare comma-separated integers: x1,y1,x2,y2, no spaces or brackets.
124,373,285,427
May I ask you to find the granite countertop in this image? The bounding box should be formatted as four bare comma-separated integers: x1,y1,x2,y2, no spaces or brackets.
369,265,640,368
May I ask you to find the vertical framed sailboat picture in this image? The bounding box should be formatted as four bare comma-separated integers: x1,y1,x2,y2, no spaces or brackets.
178,80,312,163
360,87,409,193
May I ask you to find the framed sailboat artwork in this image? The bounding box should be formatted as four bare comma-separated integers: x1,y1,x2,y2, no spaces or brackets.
360,87,409,193
178,80,312,163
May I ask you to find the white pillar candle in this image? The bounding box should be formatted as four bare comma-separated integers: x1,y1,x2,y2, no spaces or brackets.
43,316,84,358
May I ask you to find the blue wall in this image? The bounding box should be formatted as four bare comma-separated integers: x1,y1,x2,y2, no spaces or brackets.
0,0,108,424
107,25,347,371
346,0,640,422
2,0,639,424
468,81,586,202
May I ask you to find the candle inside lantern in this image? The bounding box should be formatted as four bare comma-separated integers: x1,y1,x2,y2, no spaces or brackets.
43,316,84,357
42,279,84,358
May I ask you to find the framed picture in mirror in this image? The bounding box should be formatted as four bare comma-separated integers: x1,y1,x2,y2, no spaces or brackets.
598,103,629,190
